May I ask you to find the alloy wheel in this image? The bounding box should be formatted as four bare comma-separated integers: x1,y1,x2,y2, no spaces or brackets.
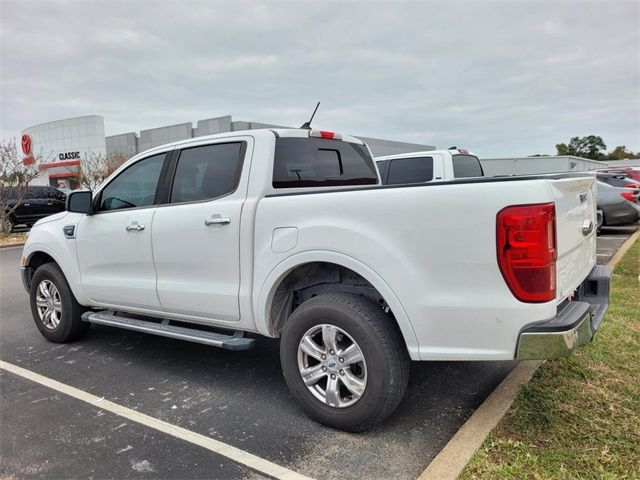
35,280,62,330
297,324,368,408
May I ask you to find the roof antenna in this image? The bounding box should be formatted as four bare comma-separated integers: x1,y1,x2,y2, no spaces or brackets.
300,102,320,130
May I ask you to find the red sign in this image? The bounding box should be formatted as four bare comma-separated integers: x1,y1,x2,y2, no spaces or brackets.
21,134,32,155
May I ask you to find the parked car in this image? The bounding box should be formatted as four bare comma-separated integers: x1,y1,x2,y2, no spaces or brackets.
20,128,609,431
376,148,483,184
1,186,67,233
598,167,640,182
596,172,640,189
596,181,640,226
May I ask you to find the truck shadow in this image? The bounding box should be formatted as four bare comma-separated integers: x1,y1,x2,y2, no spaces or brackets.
76,324,516,433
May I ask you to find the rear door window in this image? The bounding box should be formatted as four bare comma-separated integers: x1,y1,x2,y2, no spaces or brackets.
170,142,244,203
387,157,434,184
273,138,378,188
452,155,483,178
44,187,64,199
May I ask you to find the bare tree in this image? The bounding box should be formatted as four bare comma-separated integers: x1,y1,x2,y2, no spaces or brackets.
75,151,127,190
1,138,40,233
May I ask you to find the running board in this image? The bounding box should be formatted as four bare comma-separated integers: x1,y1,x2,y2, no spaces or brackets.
81,311,256,351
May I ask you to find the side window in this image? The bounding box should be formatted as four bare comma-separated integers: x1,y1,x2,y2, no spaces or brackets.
45,187,63,199
387,157,434,184
170,142,243,203
452,155,483,178
23,187,41,199
7,187,20,200
98,153,165,211
273,138,378,188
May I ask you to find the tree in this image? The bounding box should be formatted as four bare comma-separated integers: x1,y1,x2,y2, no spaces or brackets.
555,135,607,160
71,151,127,190
606,145,640,161
0,138,40,233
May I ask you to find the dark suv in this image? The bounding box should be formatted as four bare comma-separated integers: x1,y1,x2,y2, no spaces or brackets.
1,186,67,233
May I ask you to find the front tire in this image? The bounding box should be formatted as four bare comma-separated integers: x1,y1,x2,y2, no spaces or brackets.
29,263,90,342
280,293,409,431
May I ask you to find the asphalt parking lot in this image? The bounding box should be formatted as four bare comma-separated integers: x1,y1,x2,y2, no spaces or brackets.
1,224,637,480
596,224,639,264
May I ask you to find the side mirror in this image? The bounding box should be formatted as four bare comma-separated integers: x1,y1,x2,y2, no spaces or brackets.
66,190,93,214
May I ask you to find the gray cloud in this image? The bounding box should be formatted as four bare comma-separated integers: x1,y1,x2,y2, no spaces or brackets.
1,0,638,157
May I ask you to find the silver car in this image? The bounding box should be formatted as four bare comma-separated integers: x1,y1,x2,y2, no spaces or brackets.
597,181,640,226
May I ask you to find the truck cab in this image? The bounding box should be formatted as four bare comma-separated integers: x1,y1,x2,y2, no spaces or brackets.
375,148,483,184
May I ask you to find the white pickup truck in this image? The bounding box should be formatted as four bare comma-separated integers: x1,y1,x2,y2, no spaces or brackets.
20,128,610,431
376,147,484,184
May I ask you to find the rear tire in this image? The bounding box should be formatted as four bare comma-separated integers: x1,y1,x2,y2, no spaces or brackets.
280,293,410,431
29,263,90,342
1,216,13,234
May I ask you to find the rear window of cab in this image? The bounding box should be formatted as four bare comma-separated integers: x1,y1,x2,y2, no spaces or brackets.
272,138,378,188
452,154,483,178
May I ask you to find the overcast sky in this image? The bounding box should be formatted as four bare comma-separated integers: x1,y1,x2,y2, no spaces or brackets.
1,0,638,157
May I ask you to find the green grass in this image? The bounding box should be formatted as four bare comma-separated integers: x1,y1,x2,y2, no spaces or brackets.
461,238,640,480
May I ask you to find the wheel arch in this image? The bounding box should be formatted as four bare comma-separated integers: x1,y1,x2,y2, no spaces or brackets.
22,244,89,305
23,249,63,292
255,251,420,360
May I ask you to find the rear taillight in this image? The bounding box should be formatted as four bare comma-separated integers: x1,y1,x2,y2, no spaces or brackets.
497,203,557,303
620,190,636,202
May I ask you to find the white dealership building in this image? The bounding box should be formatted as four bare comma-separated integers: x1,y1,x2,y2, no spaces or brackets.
22,114,434,189
23,114,621,189
21,115,107,188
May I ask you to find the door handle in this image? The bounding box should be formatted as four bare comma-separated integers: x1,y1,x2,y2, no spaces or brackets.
205,216,231,226
23,203,31,206
46,202,53,206
126,223,145,232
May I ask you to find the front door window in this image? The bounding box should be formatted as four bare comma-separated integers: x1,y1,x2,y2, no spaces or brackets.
97,153,165,211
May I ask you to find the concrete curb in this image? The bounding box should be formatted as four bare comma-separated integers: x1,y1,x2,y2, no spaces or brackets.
418,231,640,480
0,243,25,249
418,361,541,480
605,229,639,269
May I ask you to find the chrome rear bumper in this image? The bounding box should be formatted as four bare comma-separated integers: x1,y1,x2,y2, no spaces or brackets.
516,265,611,360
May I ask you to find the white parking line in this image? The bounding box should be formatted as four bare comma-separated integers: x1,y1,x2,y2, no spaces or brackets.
0,360,312,480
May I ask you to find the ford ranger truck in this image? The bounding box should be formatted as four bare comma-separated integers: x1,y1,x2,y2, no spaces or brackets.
20,128,610,431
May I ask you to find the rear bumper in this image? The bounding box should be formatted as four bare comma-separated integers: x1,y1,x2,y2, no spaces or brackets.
516,265,611,360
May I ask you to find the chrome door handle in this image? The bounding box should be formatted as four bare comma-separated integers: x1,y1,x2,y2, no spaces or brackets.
581,219,593,235
205,216,231,226
126,223,145,232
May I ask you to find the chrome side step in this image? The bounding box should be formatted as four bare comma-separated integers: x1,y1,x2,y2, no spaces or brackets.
81,311,256,351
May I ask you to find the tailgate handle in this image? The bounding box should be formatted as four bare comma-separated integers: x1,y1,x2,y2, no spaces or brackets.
581,219,593,235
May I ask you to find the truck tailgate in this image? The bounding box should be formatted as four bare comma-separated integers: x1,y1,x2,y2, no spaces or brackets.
547,176,598,302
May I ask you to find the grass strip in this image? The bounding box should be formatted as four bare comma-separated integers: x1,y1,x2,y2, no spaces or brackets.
461,238,640,480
